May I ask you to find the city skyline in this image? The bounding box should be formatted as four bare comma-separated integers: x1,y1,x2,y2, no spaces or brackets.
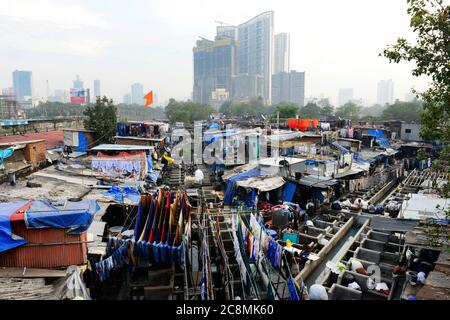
0,0,429,105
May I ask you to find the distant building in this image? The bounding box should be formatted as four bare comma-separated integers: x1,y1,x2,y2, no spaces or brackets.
53,89,69,103
123,93,132,104
271,71,305,106
73,75,84,89
210,88,229,111
401,123,422,141
236,11,274,104
274,33,290,74
12,70,32,102
338,88,354,106
193,37,237,104
131,83,144,105
377,79,394,105
193,11,274,105
93,79,101,98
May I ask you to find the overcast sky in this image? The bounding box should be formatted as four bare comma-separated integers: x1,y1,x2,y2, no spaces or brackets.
0,0,429,105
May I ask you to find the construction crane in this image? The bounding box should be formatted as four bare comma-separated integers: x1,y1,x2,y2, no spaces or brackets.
214,20,236,27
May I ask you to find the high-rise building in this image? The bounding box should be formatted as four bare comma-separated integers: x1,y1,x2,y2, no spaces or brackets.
338,88,354,106
131,83,144,105
52,89,68,103
73,75,84,89
236,11,274,104
94,79,101,98
12,70,32,102
123,93,132,104
271,71,305,107
377,79,394,105
274,33,290,74
193,36,237,105
193,11,274,105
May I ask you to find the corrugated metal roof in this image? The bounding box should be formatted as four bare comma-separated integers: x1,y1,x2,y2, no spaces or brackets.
0,131,63,149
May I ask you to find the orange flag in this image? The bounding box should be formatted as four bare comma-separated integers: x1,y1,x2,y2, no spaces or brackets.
144,90,153,107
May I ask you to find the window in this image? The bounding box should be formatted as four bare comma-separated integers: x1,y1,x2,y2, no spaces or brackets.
405,129,411,133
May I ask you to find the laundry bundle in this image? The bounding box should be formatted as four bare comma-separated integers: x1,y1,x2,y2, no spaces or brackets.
95,240,133,282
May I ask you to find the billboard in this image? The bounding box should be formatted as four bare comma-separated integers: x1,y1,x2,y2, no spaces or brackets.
70,88,86,105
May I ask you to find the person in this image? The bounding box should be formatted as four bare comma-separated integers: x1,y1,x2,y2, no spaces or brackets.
350,258,368,275
308,284,328,300
331,199,342,210
306,200,315,215
386,201,398,217
194,167,204,185
368,202,376,214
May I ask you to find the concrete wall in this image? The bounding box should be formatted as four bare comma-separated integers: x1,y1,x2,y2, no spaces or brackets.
295,217,354,283
400,123,422,142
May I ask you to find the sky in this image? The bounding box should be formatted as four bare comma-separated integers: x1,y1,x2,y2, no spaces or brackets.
0,0,429,105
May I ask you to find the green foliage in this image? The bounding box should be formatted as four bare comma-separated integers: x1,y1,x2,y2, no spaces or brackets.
274,102,300,119
382,0,449,142
299,102,322,119
219,100,233,115
83,96,117,144
380,100,423,122
116,103,166,121
26,101,86,118
219,97,271,118
335,102,362,121
320,105,335,118
165,98,214,124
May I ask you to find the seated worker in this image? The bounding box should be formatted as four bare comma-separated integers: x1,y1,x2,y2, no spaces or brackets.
306,200,315,215
308,284,328,300
331,199,342,210
350,258,368,275
367,202,376,214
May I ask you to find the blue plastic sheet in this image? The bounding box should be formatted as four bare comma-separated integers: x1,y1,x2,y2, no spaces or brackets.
282,183,297,202
76,132,89,152
223,168,263,204
25,200,100,234
208,123,220,129
0,147,14,167
0,201,28,253
102,186,141,203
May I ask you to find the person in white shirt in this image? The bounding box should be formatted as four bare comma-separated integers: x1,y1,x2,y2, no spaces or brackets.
194,167,204,185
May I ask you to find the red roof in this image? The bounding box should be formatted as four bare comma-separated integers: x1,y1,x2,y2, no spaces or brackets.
0,131,64,149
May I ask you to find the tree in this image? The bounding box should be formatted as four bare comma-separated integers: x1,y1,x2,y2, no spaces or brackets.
335,102,362,121
299,102,322,119
382,0,449,142
320,105,335,119
26,101,86,118
273,102,300,119
219,100,232,115
83,96,117,144
165,99,214,124
380,100,423,122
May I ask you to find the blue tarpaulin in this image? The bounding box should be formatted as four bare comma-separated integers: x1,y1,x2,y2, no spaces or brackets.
25,200,100,234
282,183,297,202
223,168,263,204
203,131,238,144
0,201,28,253
103,186,141,203
0,147,14,167
368,129,383,139
208,123,220,129
76,132,89,152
